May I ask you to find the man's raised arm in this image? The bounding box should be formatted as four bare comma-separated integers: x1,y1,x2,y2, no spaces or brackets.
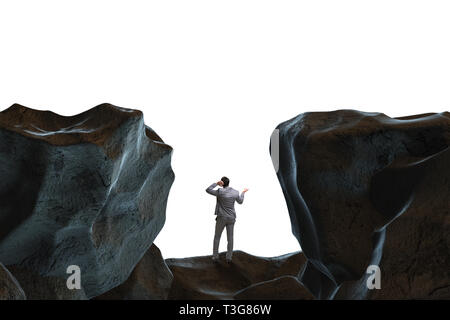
236,192,244,204
206,183,219,196
236,188,248,204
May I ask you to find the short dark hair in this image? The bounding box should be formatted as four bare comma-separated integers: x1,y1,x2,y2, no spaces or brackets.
221,176,230,187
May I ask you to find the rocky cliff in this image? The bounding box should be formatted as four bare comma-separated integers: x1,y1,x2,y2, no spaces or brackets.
0,103,174,299
166,251,313,300
1,105,448,300
271,110,450,299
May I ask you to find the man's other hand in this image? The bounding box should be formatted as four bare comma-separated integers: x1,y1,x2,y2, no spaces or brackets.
217,180,224,186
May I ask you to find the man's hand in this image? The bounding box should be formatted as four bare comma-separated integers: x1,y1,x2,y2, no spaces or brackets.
217,180,224,187
243,188,249,193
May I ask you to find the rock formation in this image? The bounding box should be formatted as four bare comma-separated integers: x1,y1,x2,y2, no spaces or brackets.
0,103,174,299
5,264,88,300
2,103,447,300
271,110,450,299
96,244,173,300
0,262,26,300
234,275,313,300
166,251,313,300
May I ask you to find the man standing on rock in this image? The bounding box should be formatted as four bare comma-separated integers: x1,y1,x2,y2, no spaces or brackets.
206,177,248,263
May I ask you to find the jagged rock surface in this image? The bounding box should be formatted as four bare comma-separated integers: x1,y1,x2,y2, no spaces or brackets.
272,110,450,299
0,262,26,300
6,265,87,300
0,103,174,299
166,251,313,300
96,244,173,300
234,275,313,300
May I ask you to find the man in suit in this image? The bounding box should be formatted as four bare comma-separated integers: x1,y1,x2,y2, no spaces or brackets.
206,176,248,262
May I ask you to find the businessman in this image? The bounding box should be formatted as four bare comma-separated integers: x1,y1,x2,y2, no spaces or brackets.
206,176,248,263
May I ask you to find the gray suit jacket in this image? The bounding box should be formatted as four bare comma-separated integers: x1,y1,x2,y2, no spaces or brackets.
206,183,244,221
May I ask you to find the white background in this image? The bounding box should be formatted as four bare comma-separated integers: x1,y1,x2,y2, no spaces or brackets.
1,1,449,259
